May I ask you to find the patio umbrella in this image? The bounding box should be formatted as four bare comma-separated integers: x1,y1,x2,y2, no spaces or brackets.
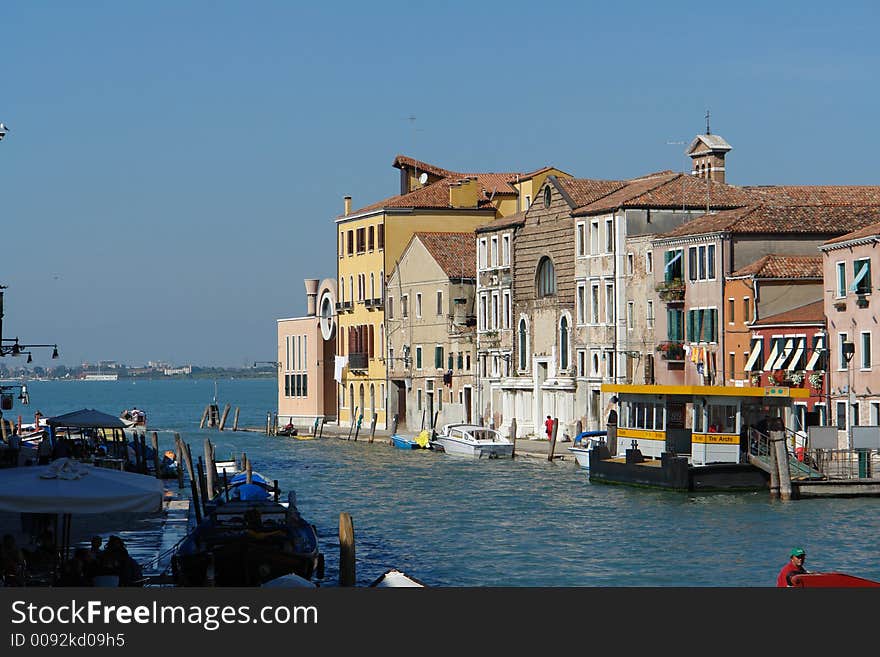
0,459,164,565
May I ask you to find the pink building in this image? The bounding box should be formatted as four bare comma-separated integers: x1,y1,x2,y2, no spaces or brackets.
821,222,880,445
277,278,337,430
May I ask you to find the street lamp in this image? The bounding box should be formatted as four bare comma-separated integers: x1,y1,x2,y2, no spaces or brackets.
842,340,856,450
0,286,60,360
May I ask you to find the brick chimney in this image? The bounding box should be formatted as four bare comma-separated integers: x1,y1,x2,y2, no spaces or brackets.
344,195,352,215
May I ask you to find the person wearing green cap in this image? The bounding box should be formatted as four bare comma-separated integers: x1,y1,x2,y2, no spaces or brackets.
777,548,808,586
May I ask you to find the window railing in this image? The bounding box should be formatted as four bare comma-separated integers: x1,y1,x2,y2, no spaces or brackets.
656,279,685,302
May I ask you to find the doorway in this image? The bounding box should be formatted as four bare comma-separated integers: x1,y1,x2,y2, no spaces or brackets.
463,386,472,423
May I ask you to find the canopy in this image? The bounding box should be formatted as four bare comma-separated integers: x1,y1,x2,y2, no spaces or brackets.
47,408,126,430
0,459,163,514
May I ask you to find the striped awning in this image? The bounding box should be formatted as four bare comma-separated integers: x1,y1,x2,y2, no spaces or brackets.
787,338,806,371
763,340,780,371
772,339,794,370
744,340,763,372
806,336,826,371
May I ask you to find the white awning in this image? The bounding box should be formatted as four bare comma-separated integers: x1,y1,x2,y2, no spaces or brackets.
787,338,806,371
744,340,763,372
806,336,826,371
763,340,780,371
772,339,794,370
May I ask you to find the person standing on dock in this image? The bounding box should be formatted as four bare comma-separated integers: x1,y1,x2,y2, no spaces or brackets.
777,547,808,587
544,416,553,441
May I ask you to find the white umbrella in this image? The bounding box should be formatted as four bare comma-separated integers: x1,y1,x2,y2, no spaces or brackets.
0,459,163,514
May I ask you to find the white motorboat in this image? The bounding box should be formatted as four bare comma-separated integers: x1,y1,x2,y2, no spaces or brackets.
369,568,426,587
566,430,608,469
430,423,514,459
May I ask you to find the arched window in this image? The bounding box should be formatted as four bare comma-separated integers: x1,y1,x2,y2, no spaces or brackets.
543,185,552,208
559,316,569,370
349,383,354,411
349,276,354,304
518,318,528,371
536,257,556,297
339,277,344,302
370,384,376,416
370,273,375,300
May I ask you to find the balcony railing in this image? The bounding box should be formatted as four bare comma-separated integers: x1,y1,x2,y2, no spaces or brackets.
656,279,685,302
656,341,685,361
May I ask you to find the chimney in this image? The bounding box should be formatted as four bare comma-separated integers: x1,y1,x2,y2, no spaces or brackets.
304,279,320,316
344,196,352,215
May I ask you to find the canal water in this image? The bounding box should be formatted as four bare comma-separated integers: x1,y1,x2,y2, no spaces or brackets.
9,377,880,586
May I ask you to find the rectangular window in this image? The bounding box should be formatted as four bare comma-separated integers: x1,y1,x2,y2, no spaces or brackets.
851,402,860,428
645,250,653,274
491,293,499,330
577,284,586,324
387,296,394,319
688,247,698,280
402,295,409,318
435,346,444,369
707,244,715,279
836,262,846,298
576,223,586,256
490,236,498,267
347,230,354,256
577,350,586,377
416,346,422,370
377,224,384,249
590,284,600,324
852,258,872,295
861,331,872,369
872,402,880,425
447,354,453,370
416,293,422,318
284,374,290,397
743,297,751,324
590,221,599,254
626,301,634,330
466,353,471,370
368,226,375,250
302,374,308,397
339,232,344,259
664,249,683,282
478,239,488,269
729,352,736,379
457,352,463,369
479,295,487,331
356,227,366,253
503,290,511,329
698,246,706,280
667,308,684,342
605,284,614,324
605,218,614,253
836,401,847,430
728,298,735,324
502,234,511,266
626,253,634,276
646,301,654,328
838,333,849,370
436,291,443,316
417,389,423,411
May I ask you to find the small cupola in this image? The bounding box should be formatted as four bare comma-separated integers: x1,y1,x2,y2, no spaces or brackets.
686,114,731,183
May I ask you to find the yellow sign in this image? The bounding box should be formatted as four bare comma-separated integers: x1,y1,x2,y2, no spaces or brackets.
618,428,666,441
764,387,789,397
692,433,739,445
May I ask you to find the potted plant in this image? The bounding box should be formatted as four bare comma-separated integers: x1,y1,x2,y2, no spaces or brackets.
772,369,786,386
655,278,685,302
750,373,762,386
833,299,846,311
856,294,869,308
787,370,804,387
808,371,824,390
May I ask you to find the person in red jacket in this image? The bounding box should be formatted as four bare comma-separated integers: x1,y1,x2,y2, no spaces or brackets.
544,416,554,441
777,547,807,587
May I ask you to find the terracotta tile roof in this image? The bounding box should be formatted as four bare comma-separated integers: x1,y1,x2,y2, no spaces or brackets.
392,155,456,178
571,173,753,215
343,178,500,216
414,232,476,279
752,300,825,327
658,205,880,239
823,219,880,246
744,185,880,206
555,177,629,209
476,211,527,233
729,254,823,279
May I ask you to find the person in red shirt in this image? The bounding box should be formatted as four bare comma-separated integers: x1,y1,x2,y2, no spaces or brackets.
544,416,554,441
777,547,807,587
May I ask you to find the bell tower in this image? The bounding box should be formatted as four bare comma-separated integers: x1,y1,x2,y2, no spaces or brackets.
686,112,732,183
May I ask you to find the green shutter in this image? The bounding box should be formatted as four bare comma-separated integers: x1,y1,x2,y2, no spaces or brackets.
706,309,715,343
687,310,695,342
435,346,443,369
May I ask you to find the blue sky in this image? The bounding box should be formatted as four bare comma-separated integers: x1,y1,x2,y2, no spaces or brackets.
1,1,878,366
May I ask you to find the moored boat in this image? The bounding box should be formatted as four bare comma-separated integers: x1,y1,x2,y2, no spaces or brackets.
567,430,608,469
430,423,513,459
391,430,431,450
171,474,322,586
368,568,427,587
790,572,880,587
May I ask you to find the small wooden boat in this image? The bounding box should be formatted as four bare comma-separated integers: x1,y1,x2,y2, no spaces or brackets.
120,408,147,431
171,475,322,586
790,572,880,587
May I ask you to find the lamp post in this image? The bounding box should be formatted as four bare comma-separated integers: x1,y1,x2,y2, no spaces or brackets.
842,340,855,450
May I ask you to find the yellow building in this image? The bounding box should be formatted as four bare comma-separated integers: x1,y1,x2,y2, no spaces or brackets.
335,156,568,428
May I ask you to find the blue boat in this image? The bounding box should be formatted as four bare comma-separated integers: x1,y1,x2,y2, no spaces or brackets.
391,430,431,450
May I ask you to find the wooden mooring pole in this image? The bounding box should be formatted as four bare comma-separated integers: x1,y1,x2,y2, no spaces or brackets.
548,418,559,462
232,407,240,431
174,433,184,489
218,404,231,431
199,405,210,429
151,432,160,479
772,430,792,500
509,418,518,459
369,413,377,443
339,512,356,587
204,438,215,498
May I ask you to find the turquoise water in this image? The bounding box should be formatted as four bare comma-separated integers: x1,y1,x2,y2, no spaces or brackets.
9,378,880,586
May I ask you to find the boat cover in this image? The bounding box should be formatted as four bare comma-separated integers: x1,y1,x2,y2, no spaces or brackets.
47,409,127,429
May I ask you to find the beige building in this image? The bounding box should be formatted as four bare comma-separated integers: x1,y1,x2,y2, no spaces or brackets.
277,279,337,430
386,232,476,431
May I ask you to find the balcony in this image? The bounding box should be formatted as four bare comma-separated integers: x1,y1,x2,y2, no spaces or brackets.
348,353,368,370
655,279,685,303
856,294,869,309
656,341,685,361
